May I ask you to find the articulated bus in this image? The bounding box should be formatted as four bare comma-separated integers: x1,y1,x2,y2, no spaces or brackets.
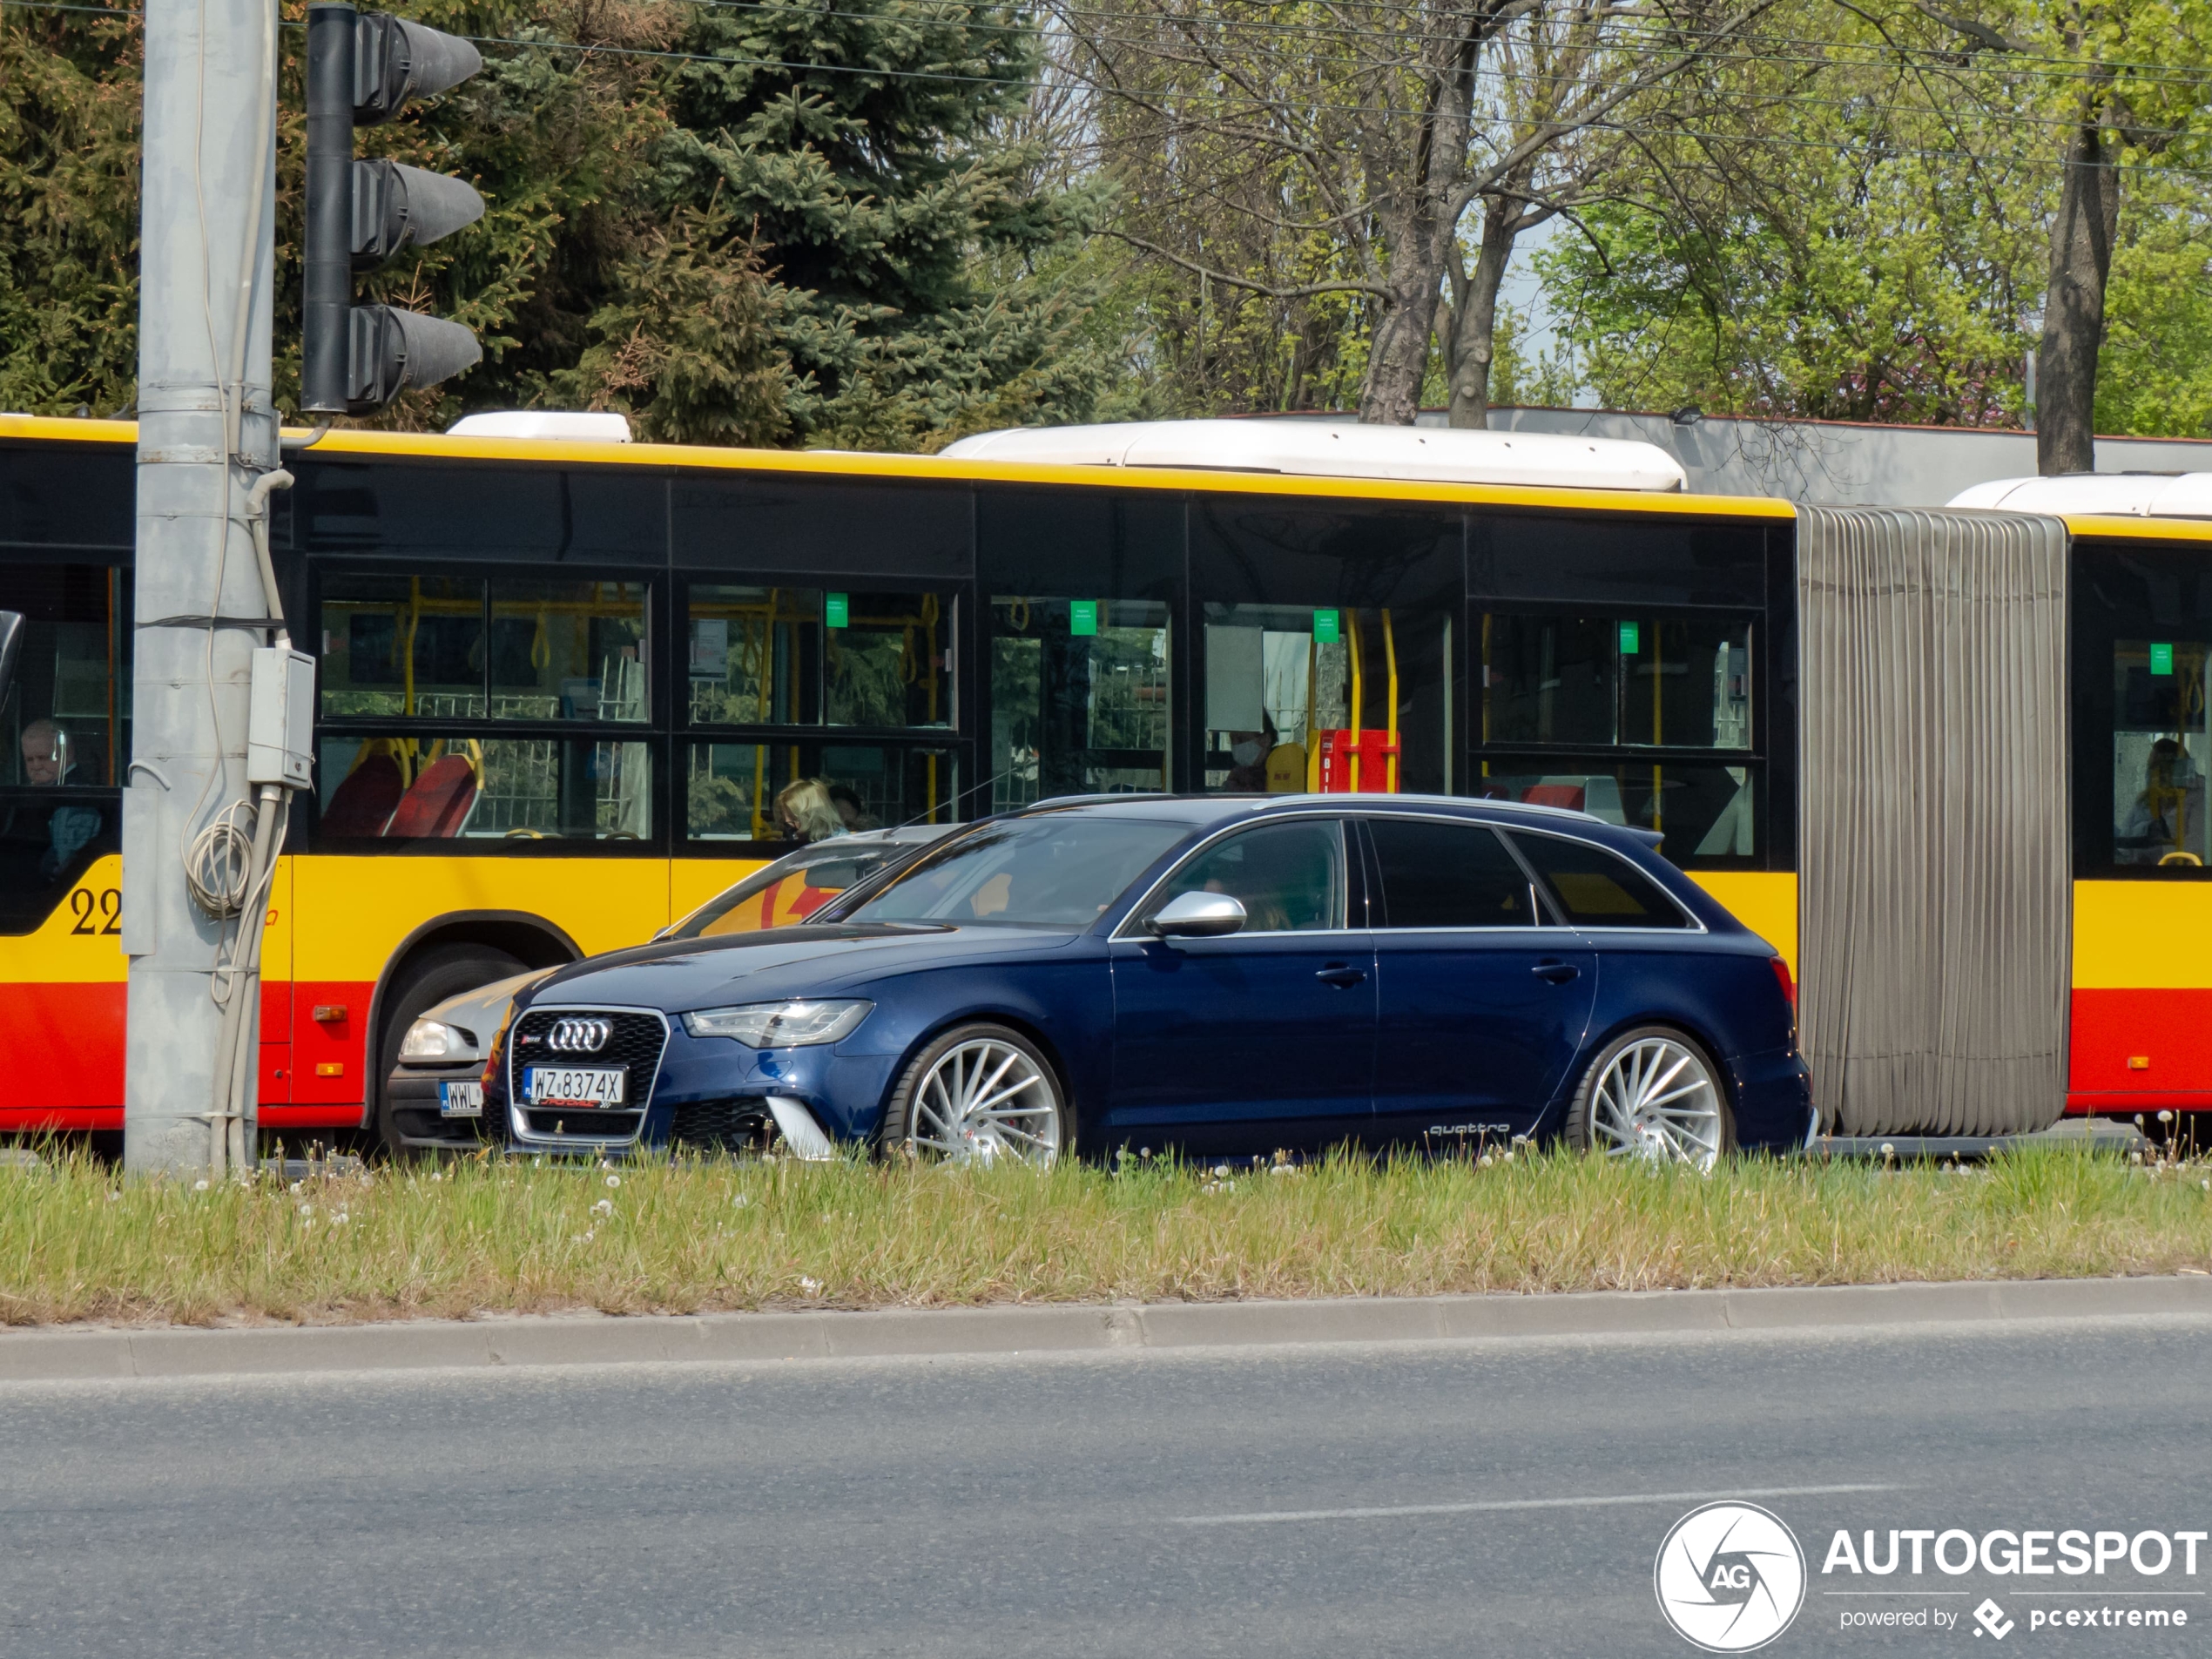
0,410,2200,1146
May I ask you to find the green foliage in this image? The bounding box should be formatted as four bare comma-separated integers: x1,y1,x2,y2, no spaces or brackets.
0,6,142,414
1,0,1107,449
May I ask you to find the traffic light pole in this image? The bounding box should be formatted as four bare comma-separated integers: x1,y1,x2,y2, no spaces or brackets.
126,0,280,1174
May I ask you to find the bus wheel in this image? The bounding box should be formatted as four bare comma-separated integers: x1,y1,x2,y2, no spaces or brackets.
1564,1026,1733,1172
373,944,523,1159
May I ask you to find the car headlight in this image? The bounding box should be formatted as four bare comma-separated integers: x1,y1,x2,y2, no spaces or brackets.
399,1019,475,1061
681,1000,873,1047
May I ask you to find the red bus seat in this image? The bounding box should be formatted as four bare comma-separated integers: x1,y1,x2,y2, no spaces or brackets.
385,755,479,839
320,752,406,837
1523,783,1586,812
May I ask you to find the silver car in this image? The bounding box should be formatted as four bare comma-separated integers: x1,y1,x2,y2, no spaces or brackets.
379,827,952,1154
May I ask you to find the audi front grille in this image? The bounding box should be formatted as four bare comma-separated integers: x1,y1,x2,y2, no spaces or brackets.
507,1008,670,1145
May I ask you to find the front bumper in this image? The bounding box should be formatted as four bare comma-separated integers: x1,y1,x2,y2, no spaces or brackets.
385,1061,498,1150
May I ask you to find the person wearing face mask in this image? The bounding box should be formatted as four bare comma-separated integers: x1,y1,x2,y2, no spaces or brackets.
17,719,104,877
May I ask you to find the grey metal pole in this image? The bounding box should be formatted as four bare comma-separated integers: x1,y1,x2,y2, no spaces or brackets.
125,0,280,1175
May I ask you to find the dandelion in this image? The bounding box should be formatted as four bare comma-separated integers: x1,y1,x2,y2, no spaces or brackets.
332,1211,349,1226
288,1180,303,1195
591,1198,613,1218
799,1277,824,1294
192,1179,209,1191
298,1204,314,1218
732,1193,751,1209
605,1173,622,1189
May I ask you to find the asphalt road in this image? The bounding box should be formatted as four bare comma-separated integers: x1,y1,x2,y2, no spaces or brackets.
4,1317,2211,1658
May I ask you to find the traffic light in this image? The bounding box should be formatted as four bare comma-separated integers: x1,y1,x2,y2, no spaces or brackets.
302,3,485,415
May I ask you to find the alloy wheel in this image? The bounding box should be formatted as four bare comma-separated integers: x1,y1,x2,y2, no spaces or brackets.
1587,1036,1723,1170
900,1036,1062,1168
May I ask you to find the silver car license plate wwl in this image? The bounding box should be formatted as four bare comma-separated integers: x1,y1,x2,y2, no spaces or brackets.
438,1081,484,1117
524,1067,626,1108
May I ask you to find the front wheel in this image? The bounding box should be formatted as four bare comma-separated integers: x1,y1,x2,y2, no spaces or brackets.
1564,1026,1732,1171
880,1023,1069,1168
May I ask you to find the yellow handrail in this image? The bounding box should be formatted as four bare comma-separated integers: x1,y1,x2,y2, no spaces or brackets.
1381,608,1399,793
1346,610,1364,794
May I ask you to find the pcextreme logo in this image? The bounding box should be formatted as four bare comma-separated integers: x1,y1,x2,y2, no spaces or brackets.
1656,1502,1809,1653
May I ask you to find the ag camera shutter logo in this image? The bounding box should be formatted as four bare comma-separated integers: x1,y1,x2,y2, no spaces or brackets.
1655,1501,1807,1652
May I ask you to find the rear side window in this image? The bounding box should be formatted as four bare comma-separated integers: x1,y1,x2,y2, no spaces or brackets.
1507,832,1689,928
1366,818,1534,927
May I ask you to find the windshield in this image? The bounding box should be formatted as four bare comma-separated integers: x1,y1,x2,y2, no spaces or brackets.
845,817,1190,928
671,842,915,939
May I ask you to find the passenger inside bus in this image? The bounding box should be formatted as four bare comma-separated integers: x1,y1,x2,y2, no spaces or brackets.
2119,737,2207,866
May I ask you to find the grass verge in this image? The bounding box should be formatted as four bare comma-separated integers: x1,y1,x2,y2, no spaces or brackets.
2,1144,2209,1327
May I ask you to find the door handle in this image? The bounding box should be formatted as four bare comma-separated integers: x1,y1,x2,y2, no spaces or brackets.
1315,964,1367,988
1532,961,1581,984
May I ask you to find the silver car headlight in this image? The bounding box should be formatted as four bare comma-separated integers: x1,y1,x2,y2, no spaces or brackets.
681,1000,873,1048
399,1019,474,1061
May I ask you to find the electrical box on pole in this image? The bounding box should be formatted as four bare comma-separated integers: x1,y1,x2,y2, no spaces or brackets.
303,3,484,414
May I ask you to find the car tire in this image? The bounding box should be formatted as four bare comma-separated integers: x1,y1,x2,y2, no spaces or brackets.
372,944,525,1158
878,1022,1070,1167
1563,1024,1734,1170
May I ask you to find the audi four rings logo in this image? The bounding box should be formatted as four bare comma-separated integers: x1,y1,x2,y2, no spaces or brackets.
546,1017,613,1054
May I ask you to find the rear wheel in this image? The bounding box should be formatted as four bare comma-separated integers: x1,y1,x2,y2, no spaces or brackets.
372,944,524,1158
1564,1026,1732,1171
879,1023,1068,1168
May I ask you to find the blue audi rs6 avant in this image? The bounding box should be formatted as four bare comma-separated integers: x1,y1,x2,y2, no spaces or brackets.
487,796,1812,1170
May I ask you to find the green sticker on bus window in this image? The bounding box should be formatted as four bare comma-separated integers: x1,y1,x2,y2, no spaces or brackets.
826,593,849,630
1070,600,1098,637
2152,641,2175,676
1313,609,1340,643
1619,620,1641,653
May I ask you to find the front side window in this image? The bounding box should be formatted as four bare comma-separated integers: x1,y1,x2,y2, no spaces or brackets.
1507,831,1689,928
1367,817,1535,927
0,563,127,933
672,842,918,938
847,816,1190,928
1141,819,1348,934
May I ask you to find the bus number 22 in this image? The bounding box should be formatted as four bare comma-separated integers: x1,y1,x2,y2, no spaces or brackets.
70,887,122,936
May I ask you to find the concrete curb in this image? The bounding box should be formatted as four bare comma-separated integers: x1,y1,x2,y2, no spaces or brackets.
4,1275,2209,1384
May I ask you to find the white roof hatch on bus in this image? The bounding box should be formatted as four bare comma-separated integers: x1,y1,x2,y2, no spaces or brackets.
940,420,1688,492
1947,472,2212,517
446,411,632,442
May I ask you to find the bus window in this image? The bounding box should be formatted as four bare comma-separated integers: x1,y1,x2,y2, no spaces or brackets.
1477,760,1759,863
687,743,957,841
0,563,126,932
321,576,484,718
1201,605,1448,793
688,585,822,725
2111,640,2209,867
316,735,651,842
1482,614,1752,749
826,591,953,729
989,597,1169,810
489,580,648,722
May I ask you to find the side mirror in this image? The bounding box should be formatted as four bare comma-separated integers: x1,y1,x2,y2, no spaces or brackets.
0,611,22,714
1146,890,1247,939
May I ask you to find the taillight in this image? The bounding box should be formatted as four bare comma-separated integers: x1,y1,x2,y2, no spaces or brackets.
1770,956,1797,1036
